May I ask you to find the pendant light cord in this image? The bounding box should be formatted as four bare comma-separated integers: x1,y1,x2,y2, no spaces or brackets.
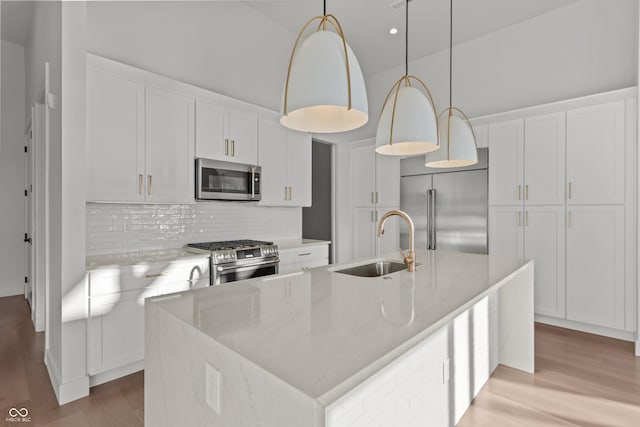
449,0,453,109
323,0,326,16
405,0,409,76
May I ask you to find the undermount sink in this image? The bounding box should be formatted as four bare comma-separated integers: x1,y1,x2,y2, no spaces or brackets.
334,261,408,278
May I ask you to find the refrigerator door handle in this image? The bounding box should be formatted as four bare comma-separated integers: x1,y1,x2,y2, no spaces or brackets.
431,189,437,250
426,189,432,250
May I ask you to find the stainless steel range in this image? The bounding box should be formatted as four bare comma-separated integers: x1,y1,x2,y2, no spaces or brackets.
185,240,279,285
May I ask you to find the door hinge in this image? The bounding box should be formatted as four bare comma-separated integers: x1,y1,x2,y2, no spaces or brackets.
24,189,28,197
24,146,28,153
24,276,28,284
23,234,32,244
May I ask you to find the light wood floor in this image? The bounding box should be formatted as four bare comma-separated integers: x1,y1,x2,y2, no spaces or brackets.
1,294,639,426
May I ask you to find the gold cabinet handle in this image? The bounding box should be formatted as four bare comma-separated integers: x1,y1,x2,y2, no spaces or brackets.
568,210,572,227
375,210,379,222
225,139,229,156
145,273,165,278
375,192,379,204
284,186,288,200
231,140,235,157
370,210,374,222
139,174,143,195
525,185,529,201
525,211,529,226
288,186,292,201
371,192,374,204
517,211,522,226
518,185,522,201
568,182,572,199
148,175,152,195
298,252,311,256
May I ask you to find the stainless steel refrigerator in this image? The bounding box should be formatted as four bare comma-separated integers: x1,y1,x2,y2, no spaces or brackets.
400,148,488,254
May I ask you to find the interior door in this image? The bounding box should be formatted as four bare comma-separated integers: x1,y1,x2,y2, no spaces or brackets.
33,103,46,332
24,125,33,305
433,170,488,254
400,175,430,251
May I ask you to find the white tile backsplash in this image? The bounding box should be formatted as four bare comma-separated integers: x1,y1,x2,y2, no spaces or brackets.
86,202,301,256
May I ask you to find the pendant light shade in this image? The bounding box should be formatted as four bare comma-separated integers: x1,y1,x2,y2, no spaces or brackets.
375,0,439,157
281,13,368,134
425,107,478,168
425,0,477,168
376,80,439,156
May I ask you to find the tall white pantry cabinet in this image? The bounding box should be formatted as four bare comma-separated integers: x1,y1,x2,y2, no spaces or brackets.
477,88,637,339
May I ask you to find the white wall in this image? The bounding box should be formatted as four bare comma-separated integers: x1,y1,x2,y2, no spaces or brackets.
86,1,295,112
0,40,26,297
329,0,639,143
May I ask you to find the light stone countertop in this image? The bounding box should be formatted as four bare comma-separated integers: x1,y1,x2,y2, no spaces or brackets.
148,250,529,407
86,248,210,270
273,238,331,250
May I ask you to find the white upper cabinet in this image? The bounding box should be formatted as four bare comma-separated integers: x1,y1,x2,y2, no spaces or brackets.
566,101,625,205
257,117,311,207
488,119,524,206
566,205,625,330
287,130,312,207
195,100,258,165
86,69,145,202
375,153,401,207
350,142,400,208
145,87,195,204
524,112,566,205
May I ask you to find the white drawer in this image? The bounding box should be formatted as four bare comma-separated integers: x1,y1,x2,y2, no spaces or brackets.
278,244,328,265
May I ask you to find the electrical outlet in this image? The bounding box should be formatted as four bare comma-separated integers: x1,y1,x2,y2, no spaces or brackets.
442,358,450,384
205,362,221,414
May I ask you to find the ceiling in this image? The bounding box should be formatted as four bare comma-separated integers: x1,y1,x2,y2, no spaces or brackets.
247,0,580,75
1,1,34,46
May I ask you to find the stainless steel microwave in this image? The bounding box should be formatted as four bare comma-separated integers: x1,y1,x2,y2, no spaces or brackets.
196,158,261,201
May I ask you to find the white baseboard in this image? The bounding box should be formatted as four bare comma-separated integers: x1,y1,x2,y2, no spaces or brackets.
0,284,26,298
45,349,90,405
536,315,635,342
89,360,144,387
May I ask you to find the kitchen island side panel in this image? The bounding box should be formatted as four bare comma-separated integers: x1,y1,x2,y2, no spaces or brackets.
145,298,323,427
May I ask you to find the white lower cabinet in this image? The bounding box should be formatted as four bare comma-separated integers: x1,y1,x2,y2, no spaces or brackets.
489,205,565,318
352,207,400,260
566,205,625,330
278,244,329,274
524,206,566,319
88,258,209,378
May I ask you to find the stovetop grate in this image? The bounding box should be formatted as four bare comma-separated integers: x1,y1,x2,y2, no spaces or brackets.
186,239,274,252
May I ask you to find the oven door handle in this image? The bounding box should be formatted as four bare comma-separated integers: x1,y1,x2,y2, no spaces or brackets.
216,259,280,273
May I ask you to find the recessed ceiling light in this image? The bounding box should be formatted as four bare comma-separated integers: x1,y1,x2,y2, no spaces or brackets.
389,27,398,35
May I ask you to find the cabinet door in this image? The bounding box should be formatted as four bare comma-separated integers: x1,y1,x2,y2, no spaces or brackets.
352,208,375,260
145,87,195,204
375,153,400,206
287,130,312,207
524,112,565,205
567,101,625,205
88,287,157,375
566,205,625,329
524,206,565,318
257,119,289,206
377,207,400,255
86,69,145,202
228,110,258,165
488,206,523,262
195,100,227,161
350,145,375,207
473,124,489,148
488,120,524,206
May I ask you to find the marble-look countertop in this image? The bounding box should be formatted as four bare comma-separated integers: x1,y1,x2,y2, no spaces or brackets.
148,250,529,406
86,248,210,270
274,238,331,250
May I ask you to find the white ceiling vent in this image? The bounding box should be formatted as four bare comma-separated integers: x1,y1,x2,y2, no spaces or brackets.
389,0,415,11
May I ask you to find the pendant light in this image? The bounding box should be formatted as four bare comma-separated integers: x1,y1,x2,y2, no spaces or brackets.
425,0,478,168
281,0,368,134
375,0,439,157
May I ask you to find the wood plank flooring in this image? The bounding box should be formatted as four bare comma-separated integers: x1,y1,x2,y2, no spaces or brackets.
1,294,639,426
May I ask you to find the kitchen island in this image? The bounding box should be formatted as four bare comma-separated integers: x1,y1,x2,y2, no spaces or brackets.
145,250,533,427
